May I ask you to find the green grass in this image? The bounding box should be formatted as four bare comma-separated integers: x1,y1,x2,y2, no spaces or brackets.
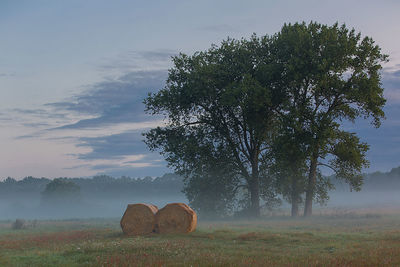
1,214,400,266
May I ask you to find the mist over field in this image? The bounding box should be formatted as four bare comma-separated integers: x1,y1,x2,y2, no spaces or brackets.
324,171,400,211
1,167,399,220
0,174,186,220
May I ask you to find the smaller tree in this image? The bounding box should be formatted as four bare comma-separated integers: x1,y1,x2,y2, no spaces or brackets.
12,219,25,230
270,131,308,217
183,172,238,219
271,22,388,216
41,179,81,206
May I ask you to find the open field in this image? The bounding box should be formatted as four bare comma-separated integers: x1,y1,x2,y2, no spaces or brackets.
1,212,400,266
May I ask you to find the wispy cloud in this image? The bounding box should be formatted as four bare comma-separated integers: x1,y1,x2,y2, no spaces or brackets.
0,72,16,77
61,152,156,172
198,24,238,33
98,50,176,73
13,108,67,120
90,164,123,170
95,164,168,178
382,66,400,104
76,130,148,160
15,132,45,140
47,70,167,129
0,61,171,177
45,69,169,171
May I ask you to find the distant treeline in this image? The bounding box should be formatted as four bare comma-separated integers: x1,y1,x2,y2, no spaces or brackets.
0,173,184,200
362,166,400,191
332,166,400,192
1,168,400,219
1,167,400,200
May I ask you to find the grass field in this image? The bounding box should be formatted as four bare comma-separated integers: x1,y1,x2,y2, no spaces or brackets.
1,212,400,266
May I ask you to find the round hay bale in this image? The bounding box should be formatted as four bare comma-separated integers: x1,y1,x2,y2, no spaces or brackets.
155,203,197,234
120,203,158,236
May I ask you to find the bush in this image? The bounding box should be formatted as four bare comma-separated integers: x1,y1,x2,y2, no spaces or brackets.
12,219,25,230
41,178,81,206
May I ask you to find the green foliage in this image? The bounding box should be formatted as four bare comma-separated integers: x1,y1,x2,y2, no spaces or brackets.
41,179,81,205
11,219,25,230
145,35,285,216
269,125,309,211
269,21,387,215
0,174,184,200
328,131,370,191
183,172,238,218
2,217,400,266
144,21,388,217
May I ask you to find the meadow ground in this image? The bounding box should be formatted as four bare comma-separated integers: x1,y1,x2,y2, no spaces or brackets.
1,210,400,266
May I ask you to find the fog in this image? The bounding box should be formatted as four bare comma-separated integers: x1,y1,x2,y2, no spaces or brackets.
2,190,400,221
325,170,400,211
0,196,187,220
1,169,400,221
326,190,400,208
0,174,186,220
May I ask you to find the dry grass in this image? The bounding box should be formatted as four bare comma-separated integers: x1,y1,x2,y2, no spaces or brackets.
1,213,400,266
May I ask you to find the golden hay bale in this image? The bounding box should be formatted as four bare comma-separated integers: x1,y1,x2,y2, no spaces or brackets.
120,203,158,236
155,203,197,234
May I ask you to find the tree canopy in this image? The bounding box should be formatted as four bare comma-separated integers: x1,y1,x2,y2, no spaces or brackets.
144,21,388,217
271,22,387,215
145,35,285,217
41,179,81,206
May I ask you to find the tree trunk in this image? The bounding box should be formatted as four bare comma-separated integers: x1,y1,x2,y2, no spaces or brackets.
249,178,260,217
291,200,299,217
291,178,299,217
249,155,260,217
304,152,318,217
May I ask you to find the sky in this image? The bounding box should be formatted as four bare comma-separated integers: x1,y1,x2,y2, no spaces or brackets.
1,0,400,180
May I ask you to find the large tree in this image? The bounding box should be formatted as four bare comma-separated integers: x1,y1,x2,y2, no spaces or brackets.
144,36,285,217
272,22,387,216
144,22,387,218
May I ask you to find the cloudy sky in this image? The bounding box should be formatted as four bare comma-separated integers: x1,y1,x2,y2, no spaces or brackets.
1,0,400,179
